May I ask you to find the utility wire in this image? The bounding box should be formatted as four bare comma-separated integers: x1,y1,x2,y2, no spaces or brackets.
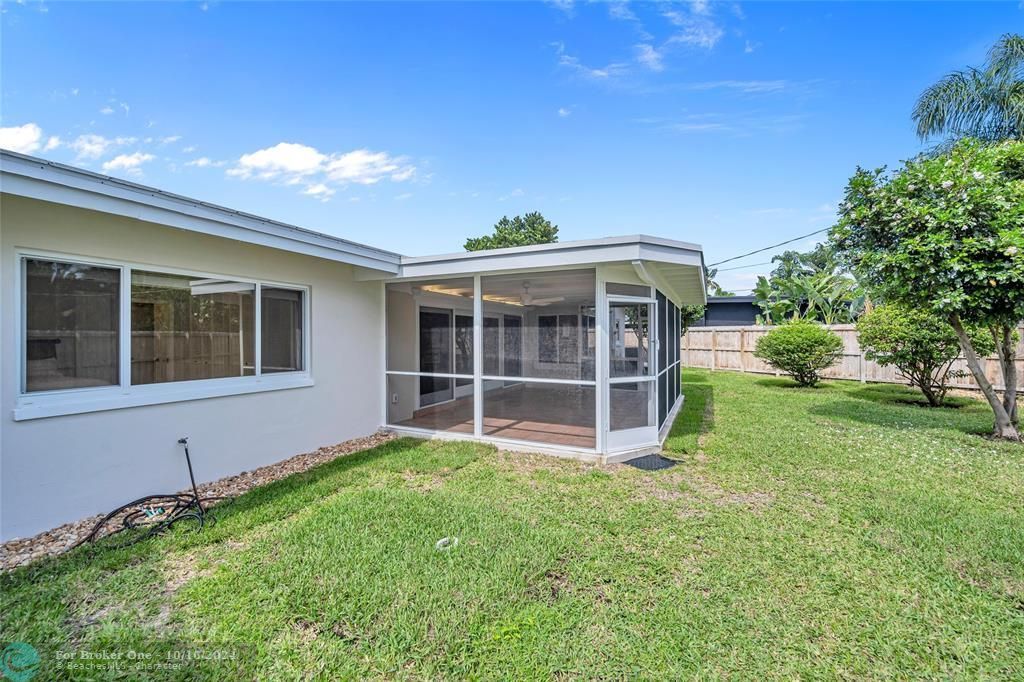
714,260,773,272
707,227,829,267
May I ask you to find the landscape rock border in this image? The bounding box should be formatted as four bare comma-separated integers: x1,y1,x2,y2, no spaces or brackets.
0,431,396,572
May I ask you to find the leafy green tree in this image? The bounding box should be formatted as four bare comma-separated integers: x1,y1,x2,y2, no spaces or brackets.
680,304,706,333
857,305,994,407
704,267,734,297
464,212,558,251
832,139,1024,439
753,269,864,325
770,243,840,280
913,33,1024,144
753,319,844,387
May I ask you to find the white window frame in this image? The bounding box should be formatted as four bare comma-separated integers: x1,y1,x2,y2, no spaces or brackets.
14,249,312,421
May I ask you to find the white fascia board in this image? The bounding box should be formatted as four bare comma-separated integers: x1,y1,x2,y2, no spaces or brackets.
399,233,702,265
1,152,400,274
385,237,705,282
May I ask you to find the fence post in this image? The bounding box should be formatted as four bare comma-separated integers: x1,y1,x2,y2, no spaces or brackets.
710,329,717,371
739,328,746,373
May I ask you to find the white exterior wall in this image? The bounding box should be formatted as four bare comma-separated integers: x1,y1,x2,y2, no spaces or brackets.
1,195,385,541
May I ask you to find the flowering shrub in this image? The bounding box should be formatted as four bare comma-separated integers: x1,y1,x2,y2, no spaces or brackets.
832,139,1024,439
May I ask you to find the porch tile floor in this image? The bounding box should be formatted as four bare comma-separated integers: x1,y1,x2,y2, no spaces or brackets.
396,384,649,450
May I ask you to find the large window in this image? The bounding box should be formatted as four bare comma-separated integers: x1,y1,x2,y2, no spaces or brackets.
130,271,256,385
21,256,308,399
24,258,120,392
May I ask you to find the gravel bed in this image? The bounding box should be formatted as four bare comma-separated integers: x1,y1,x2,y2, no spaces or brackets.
0,431,396,572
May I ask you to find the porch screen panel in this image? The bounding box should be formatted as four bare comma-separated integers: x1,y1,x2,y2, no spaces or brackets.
656,290,668,373
385,278,474,430
481,270,596,382
481,270,597,448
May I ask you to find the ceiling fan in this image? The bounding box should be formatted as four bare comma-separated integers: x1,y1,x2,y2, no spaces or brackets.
519,282,564,306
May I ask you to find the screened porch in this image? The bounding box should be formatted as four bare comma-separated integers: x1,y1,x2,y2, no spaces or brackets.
380,238,703,460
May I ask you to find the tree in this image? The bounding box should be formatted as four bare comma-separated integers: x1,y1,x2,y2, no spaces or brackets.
857,305,994,407
704,266,734,297
832,139,1024,439
752,269,864,325
753,319,844,387
464,212,558,251
913,33,1024,144
680,305,706,333
770,243,840,280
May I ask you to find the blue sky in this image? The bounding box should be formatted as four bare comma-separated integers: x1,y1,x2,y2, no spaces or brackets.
2,1,1020,291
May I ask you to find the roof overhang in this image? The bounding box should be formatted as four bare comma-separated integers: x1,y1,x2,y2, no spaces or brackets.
0,150,401,274
362,235,707,307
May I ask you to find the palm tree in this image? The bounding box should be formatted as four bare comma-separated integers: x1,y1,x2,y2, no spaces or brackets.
913,33,1024,143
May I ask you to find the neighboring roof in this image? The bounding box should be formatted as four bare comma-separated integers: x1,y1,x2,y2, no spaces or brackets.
708,295,756,303
0,150,401,273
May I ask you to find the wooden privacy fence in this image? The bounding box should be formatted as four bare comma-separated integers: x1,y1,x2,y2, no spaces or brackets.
681,324,1024,392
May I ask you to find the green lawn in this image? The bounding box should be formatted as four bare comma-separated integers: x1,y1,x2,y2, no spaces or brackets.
3,371,1023,679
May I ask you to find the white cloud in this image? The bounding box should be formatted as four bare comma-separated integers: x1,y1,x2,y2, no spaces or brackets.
230,142,326,180
226,141,417,198
558,107,572,118
160,135,182,145
44,135,61,151
182,145,197,153
394,192,413,201
101,152,155,174
70,134,136,160
185,156,224,168
100,106,115,115
302,183,335,202
499,188,525,201
325,149,415,185
608,1,636,22
667,21,723,49
552,41,629,80
547,0,573,14
663,6,724,50
689,0,711,15
684,79,789,93
634,44,664,71
0,123,43,153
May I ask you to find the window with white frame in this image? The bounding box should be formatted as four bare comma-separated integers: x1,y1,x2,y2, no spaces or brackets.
24,258,121,392
21,255,308,396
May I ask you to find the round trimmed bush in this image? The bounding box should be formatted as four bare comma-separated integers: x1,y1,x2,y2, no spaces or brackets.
754,319,844,387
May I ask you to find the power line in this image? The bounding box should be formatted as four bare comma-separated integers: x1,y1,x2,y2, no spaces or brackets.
714,260,773,272
707,227,829,267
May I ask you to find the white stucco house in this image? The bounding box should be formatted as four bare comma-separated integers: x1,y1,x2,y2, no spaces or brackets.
0,150,706,541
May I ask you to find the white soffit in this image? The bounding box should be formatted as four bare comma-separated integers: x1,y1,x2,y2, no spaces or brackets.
0,150,401,273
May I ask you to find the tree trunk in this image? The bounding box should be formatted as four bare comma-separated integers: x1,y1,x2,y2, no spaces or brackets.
951,314,1019,440
998,325,1018,425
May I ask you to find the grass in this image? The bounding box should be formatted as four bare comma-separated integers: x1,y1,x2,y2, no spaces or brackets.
2,370,1022,679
